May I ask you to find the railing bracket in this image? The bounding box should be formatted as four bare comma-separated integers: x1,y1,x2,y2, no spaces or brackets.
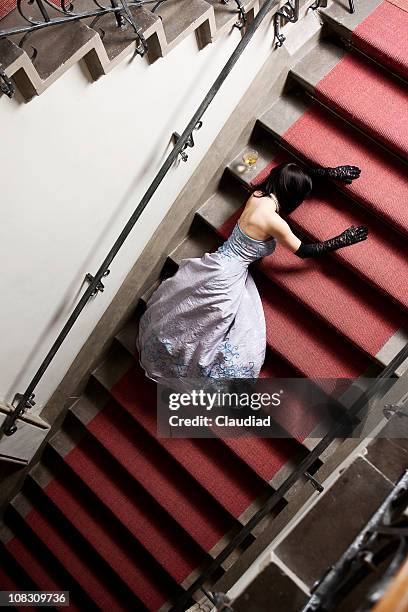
0,67,15,98
273,0,299,48
12,392,36,413
2,393,37,435
310,0,353,12
0,0,159,59
221,0,247,30
173,121,203,162
200,587,234,611
304,471,324,493
310,0,324,9
85,269,111,297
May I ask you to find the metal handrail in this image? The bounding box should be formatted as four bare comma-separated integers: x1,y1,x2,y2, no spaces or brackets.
302,469,408,611
172,342,408,611
1,0,283,435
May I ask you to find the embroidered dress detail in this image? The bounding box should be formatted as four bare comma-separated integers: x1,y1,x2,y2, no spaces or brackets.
137,222,276,388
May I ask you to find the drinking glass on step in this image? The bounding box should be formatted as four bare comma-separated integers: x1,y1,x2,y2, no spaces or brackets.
242,148,259,171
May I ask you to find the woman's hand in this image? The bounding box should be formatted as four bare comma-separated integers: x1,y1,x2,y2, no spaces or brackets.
336,225,368,245
310,164,361,184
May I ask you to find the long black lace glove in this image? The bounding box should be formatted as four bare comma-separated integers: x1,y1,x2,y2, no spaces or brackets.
309,164,361,184
295,226,368,258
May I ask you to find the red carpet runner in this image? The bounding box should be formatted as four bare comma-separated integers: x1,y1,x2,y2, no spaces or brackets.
352,1,408,81
1,2,407,610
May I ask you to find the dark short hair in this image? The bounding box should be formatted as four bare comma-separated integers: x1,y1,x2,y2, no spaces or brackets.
253,162,312,215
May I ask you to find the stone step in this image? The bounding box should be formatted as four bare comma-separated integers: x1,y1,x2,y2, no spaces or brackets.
290,38,408,163
318,0,408,83
153,0,215,51
8,489,129,609
167,221,220,265
196,178,380,374
0,0,266,99
0,3,163,97
318,0,383,43
75,0,165,68
227,133,408,326
26,460,184,607
204,0,257,37
233,561,308,611
274,456,392,589
258,90,408,237
68,380,241,558
0,5,99,97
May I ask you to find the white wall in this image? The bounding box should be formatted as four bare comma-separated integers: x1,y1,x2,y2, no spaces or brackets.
0,15,276,415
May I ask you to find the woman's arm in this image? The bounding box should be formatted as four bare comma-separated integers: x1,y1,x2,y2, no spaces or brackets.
267,214,368,258
308,164,361,185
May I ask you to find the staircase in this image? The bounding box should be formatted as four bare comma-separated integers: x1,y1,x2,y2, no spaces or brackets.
1,1,408,610
0,0,259,100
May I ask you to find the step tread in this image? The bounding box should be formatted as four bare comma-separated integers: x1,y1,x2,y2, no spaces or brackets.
227,149,408,312
260,93,408,235
70,395,235,550
205,0,253,30
10,494,125,611
292,41,408,160
154,0,213,46
275,456,392,588
198,195,372,377
29,463,180,608
0,7,97,81
319,0,383,34
2,535,65,593
320,0,408,81
218,206,403,358
78,2,161,62
109,363,267,516
351,1,408,81
233,561,308,611
49,425,207,581
260,272,370,377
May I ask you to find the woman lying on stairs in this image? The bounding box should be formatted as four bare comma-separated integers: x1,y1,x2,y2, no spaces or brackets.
136,162,367,389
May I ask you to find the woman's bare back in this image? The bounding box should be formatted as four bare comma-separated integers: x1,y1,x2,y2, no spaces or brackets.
238,191,279,241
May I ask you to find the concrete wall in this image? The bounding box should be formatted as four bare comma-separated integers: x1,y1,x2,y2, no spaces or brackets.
0,16,275,415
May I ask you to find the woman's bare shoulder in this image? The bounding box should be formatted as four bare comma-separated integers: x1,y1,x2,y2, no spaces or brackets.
266,210,291,237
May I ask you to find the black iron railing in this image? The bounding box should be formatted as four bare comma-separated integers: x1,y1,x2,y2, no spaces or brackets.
1,0,297,435
0,0,255,97
0,0,167,58
171,343,408,610
311,0,355,13
0,0,253,50
302,468,408,612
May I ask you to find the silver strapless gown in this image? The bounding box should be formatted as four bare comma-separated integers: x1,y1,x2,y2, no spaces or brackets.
136,221,277,389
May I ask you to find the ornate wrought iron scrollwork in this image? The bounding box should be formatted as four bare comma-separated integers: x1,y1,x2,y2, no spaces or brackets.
302,469,408,612
273,0,299,48
0,0,168,57
310,0,354,13
0,66,15,98
310,0,324,10
221,0,247,30
173,121,203,162
85,269,111,297
201,588,234,612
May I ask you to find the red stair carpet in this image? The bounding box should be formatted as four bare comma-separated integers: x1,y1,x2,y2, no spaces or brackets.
315,53,408,161
1,2,407,611
352,0,408,81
